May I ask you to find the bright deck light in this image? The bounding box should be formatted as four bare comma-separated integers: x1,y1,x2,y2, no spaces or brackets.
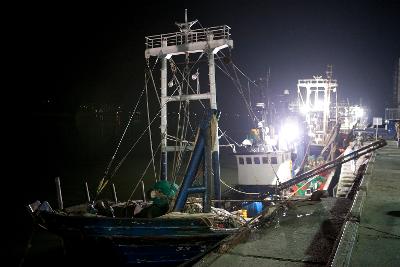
355,107,364,118
280,121,300,142
300,105,309,114
313,100,325,111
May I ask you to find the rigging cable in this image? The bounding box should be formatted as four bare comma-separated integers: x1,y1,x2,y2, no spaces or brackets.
170,56,206,108
97,57,160,196
170,60,184,178
168,56,205,181
96,67,183,196
220,53,259,123
145,57,161,105
99,86,146,192
176,63,192,180
214,54,259,124
219,177,262,196
217,49,260,120
197,20,259,124
126,141,162,202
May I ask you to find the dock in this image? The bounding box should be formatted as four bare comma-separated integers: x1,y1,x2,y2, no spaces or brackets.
193,141,400,267
332,140,400,266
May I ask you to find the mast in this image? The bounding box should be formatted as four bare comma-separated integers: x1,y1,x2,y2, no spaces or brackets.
144,11,233,205
160,53,169,181
326,64,337,125
207,36,221,204
297,71,338,145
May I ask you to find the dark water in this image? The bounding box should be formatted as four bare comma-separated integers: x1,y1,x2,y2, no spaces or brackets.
11,110,240,266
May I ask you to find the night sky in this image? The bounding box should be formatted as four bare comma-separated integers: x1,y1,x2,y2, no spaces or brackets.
8,2,400,260
25,0,399,117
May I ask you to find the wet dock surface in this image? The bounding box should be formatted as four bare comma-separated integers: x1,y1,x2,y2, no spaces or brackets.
193,198,353,267
194,140,400,267
333,140,400,266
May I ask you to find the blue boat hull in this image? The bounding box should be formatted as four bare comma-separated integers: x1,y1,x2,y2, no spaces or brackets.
38,212,233,266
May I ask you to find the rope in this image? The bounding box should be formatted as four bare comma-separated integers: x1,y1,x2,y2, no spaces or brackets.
145,58,161,105
96,72,183,196
169,60,190,179
167,56,205,182
176,89,191,179
214,57,259,124
218,127,242,147
216,49,259,121
197,19,260,125
97,57,161,196
171,62,184,178
219,178,262,195
227,59,260,124
126,142,162,202
231,62,260,87
99,87,146,187
170,57,206,108
285,176,319,198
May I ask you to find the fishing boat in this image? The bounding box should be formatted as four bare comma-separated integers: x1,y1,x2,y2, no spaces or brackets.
225,66,347,201
219,74,309,217
287,67,367,198
28,11,245,266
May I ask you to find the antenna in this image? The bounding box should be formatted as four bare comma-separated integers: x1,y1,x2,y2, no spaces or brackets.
175,9,198,35
326,64,333,80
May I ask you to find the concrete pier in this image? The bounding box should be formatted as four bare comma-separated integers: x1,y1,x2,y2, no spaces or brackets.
332,140,400,266
194,140,399,267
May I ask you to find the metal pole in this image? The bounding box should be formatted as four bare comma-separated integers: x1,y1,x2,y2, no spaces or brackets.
208,47,217,110
55,177,63,210
208,45,221,207
196,69,200,94
141,181,146,202
204,126,212,213
173,132,206,212
112,183,118,203
85,181,91,203
160,53,168,181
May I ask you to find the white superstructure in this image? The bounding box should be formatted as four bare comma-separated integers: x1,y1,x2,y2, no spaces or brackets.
235,151,292,186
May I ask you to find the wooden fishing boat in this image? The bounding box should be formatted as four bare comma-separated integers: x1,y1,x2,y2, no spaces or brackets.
28,12,243,266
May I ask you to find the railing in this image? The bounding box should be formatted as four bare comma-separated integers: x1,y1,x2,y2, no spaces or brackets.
385,108,400,121
298,79,338,87
145,25,231,49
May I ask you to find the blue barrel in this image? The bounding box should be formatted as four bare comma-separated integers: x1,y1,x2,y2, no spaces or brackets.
242,202,263,217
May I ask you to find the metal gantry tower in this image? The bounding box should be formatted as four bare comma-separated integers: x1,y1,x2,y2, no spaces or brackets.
297,68,338,145
144,10,233,202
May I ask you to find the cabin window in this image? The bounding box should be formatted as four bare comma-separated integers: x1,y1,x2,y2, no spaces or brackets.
271,156,277,164
262,157,268,164
254,157,260,164
246,157,252,164
238,157,244,165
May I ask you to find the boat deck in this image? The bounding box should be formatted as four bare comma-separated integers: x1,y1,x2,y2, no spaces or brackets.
332,140,400,266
